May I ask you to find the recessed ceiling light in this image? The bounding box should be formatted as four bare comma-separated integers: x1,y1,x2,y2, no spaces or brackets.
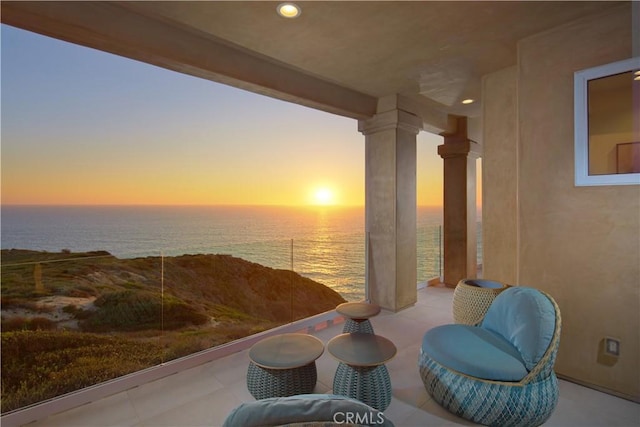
461,99,475,105
277,3,301,18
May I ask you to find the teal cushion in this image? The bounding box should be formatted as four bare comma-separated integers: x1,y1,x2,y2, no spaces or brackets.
421,324,528,381
481,286,556,371
222,394,394,427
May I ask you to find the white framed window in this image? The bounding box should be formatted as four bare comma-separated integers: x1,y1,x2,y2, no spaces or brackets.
574,57,640,186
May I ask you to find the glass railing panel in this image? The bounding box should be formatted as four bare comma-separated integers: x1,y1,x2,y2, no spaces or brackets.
416,208,484,284
157,235,357,363
416,222,484,283
477,220,483,271
1,206,367,414
2,204,463,414
293,235,365,302
417,224,443,283
157,241,292,362
417,206,444,284
0,250,163,413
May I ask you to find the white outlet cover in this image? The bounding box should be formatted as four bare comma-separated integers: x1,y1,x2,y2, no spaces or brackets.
605,337,620,356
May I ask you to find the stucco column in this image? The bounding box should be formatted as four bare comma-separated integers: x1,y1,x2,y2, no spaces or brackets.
359,107,422,311
438,117,482,287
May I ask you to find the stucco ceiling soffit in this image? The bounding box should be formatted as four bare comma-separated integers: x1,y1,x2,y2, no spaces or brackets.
2,1,624,122
417,58,475,107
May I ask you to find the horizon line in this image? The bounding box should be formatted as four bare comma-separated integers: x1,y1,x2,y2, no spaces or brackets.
0,203,455,209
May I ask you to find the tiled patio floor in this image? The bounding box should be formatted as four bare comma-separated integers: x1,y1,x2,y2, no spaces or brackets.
23,286,640,426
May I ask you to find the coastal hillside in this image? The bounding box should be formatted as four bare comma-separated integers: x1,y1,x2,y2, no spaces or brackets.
1,249,346,330
0,249,346,412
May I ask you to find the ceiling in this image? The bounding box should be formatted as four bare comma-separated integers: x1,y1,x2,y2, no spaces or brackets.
1,1,624,126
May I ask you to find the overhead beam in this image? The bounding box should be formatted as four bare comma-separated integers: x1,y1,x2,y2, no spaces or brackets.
376,94,456,135
1,1,377,120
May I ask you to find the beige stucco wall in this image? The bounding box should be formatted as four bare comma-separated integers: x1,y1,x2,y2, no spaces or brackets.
483,4,639,400
482,66,519,285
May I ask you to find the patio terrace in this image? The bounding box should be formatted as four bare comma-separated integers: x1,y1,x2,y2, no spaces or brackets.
15,286,639,427
2,1,638,408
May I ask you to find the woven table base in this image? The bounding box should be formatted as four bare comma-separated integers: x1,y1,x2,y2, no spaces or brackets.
332,362,392,411
247,361,317,400
342,318,375,334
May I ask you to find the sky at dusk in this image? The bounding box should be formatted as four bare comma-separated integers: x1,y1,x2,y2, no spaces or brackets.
1,24,453,207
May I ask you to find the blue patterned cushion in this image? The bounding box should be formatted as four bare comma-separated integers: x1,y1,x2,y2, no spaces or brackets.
222,394,394,427
421,324,528,381
482,286,556,371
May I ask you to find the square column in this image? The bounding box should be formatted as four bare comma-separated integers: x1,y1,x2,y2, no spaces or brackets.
359,108,422,311
438,117,482,287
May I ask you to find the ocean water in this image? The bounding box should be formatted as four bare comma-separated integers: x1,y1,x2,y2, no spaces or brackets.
1,205,445,301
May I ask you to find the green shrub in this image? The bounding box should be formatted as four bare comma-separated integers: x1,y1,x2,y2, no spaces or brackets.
81,290,161,332
81,291,208,332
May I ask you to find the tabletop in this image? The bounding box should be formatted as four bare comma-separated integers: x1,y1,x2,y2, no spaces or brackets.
336,302,381,320
328,333,396,367
249,333,324,369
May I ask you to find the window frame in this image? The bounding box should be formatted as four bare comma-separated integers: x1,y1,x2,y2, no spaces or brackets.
574,56,640,186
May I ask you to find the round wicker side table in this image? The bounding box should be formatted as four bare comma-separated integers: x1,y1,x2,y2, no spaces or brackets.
452,279,510,325
336,302,381,334
327,332,396,411
247,333,324,400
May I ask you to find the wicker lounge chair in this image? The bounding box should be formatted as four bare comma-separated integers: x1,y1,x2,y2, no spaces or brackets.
418,286,562,427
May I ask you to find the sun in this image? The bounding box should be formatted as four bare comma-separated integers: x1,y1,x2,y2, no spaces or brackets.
313,187,334,205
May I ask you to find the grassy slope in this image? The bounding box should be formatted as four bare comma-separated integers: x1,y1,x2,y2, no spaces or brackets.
1,249,346,412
